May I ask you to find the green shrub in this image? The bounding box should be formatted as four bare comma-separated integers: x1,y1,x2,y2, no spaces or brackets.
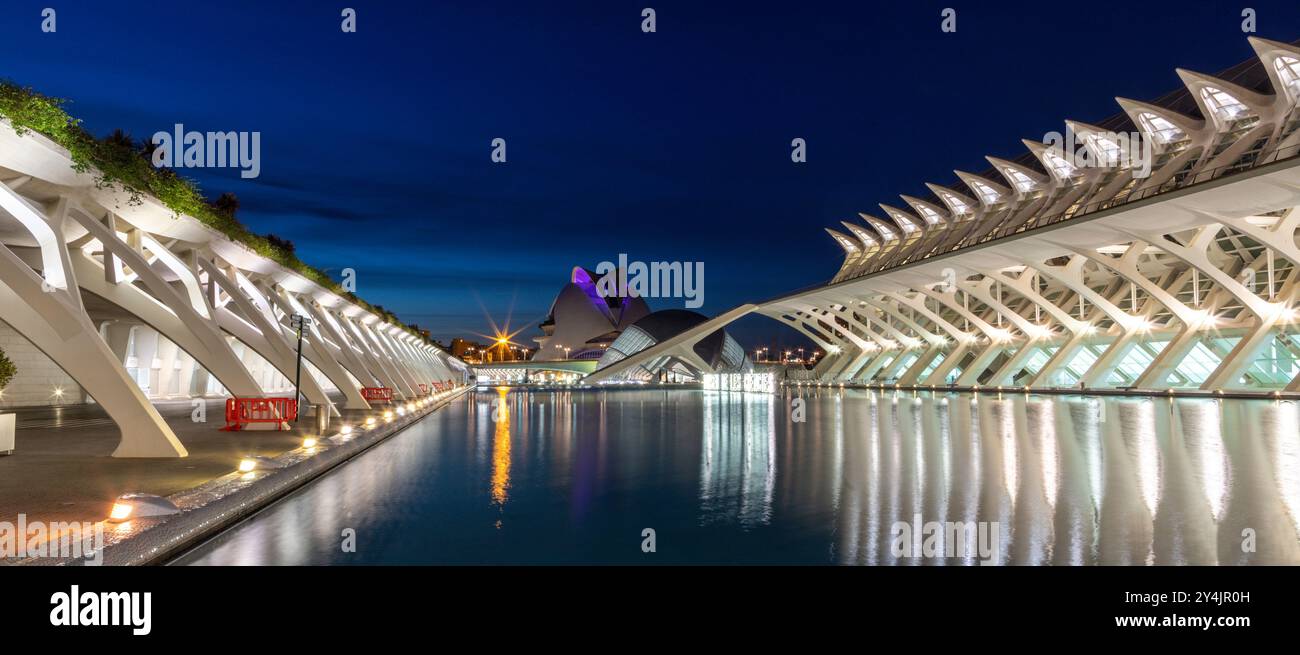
0,347,15,389
0,80,429,345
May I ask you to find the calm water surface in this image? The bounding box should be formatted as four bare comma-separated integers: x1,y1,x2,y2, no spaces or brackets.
176,387,1300,565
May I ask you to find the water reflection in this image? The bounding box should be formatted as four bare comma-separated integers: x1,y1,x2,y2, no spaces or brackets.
699,392,775,528
491,386,511,508
177,388,1300,565
832,390,1300,565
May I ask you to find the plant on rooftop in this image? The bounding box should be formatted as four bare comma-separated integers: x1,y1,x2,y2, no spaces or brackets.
0,80,431,346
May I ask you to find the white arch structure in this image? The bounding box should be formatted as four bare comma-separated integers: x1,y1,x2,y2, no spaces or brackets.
588,37,1300,393
0,119,465,457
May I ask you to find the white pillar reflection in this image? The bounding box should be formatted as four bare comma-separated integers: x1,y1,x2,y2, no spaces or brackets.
948,394,982,566
699,391,776,528
1217,400,1300,564
1098,400,1157,565
976,396,1015,566
1053,398,1100,565
919,394,951,566
1011,398,1055,565
1153,400,1219,564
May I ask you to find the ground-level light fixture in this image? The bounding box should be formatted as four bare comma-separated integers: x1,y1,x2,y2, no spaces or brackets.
108,494,181,523
383,410,394,421
339,425,353,436
237,456,285,473
302,436,319,449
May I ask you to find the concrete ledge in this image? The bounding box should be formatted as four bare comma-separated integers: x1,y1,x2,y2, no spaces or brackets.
23,387,471,566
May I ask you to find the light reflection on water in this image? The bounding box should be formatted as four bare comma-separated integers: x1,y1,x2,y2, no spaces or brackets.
491,386,511,509
176,388,1300,565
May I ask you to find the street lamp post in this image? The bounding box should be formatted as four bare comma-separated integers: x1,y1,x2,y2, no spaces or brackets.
290,314,313,423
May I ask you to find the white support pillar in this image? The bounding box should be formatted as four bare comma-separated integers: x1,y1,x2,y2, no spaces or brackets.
291,294,383,391
68,210,265,398
1122,224,1288,390
1019,257,1142,389
192,257,336,410
0,240,185,457
913,287,1003,385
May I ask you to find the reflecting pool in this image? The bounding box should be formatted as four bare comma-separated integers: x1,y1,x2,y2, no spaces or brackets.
176,387,1300,565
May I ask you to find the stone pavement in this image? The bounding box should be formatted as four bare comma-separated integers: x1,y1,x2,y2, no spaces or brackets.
0,395,383,526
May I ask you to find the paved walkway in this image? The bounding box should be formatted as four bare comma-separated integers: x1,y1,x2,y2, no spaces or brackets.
0,396,379,526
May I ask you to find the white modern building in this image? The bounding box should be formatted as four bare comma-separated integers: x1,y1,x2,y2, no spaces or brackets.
593,309,750,382
590,37,1300,394
0,116,466,457
533,266,650,360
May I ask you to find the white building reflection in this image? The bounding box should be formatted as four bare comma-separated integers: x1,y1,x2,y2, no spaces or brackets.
699,391,776,528
832,390,1300,565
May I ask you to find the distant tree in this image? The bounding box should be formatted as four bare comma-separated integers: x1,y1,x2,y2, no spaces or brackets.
104,128,134,149
139,135,159,161
264,233,296,256
210,192,240,218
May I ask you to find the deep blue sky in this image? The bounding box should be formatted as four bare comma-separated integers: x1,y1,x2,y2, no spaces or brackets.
4,1,1300,350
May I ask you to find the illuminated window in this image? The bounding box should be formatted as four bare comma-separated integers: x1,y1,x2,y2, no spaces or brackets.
843,223,877,248
1244,335,1300,386
1060,346,1100,384
1275,57,1300,102
939,192,971,215
1200,87,1251,126
831,233,859,253
1021,346,1056,377
1107,341,1166,386
1000,166,1038,193
919,351,947,379
1083,132,1123,167
1042,150,1077,180
914,205,943,225
968,180,1002,205
1137,112,1186,145
1166,340,1232,386
873,221,898,241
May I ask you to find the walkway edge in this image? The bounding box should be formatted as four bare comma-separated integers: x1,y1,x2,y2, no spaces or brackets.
91,388,470,566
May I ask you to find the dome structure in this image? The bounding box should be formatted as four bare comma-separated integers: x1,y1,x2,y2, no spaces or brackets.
533,267,651,360
594,309,751,382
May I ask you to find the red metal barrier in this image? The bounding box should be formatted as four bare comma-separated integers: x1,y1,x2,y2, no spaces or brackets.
418,384,428,395
431,381,444,392
222,397,298,431
361,387,393,403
